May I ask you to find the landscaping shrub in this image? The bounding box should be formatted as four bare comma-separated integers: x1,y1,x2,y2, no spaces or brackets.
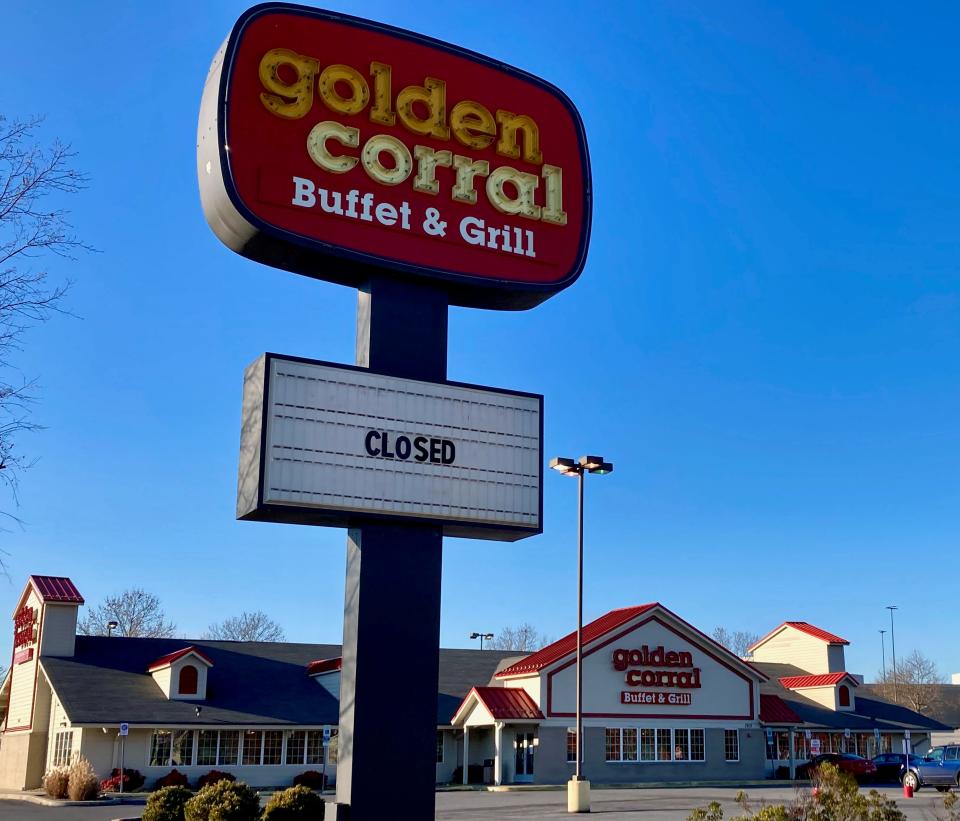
143,785,192,821
156,769,191,789
262,785,325,820
100,767,146,792
687,763,907,821
196,769,236,789
292,770,326,790
42,766,70,799
67,755,100,801
184,779,260,821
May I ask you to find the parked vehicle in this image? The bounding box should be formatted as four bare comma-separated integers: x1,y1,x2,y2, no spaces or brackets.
902,745,960,792
870,753,925,784
796,753,877,783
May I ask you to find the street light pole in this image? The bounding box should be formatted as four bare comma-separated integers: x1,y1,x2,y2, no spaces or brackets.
469,632,494,650
575,466,584,783
549,454,613,815
886,606,898,703
879,629,886,682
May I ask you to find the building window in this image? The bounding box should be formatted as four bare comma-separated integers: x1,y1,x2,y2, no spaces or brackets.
306,731,325,765
622,728,638,762
197,730,218,766
605,728,622,762
839,685,850,707
656,728,672,761
150,731,172,767
263,731,282,765
286,731,306,765
674,729,690,760
567,729,577,763
53,731,73,766
172,730,194,767
724,730,739,762
691,729,705,762
242,731,263,765
178,665,198,696
218,731,239,766
640,728,655,761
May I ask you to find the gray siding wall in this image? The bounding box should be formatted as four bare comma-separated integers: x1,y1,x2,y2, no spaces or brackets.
534,726,766,786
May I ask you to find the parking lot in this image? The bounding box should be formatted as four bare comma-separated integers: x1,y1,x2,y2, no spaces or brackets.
1,785,955,821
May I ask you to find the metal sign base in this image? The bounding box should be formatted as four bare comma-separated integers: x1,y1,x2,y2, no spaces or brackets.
334,277,447,820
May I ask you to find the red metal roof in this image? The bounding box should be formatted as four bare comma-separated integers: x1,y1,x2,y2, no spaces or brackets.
463,687,544,721
307,658,342,676
496,604,658,678
29,575,84,604
760,694,803,724
147,646,214,672
748,621,849,652
779,672,857,689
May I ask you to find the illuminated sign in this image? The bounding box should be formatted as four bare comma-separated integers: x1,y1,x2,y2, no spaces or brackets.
14,605,36,650
198,4,591,310
621,691,693,706
612,645,703,689
237,354,542,541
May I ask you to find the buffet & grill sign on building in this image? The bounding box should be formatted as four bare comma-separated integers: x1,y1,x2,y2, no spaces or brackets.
197,4,590,819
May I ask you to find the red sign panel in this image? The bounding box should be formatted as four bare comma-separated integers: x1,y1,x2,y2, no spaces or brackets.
621,691,693,706
14,647,34,665
198,4,591,310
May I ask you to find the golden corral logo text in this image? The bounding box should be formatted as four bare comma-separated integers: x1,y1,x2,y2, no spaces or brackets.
612,645,702,689
258,52,567,227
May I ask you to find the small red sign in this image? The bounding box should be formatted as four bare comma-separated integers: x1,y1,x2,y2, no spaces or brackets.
198,4,591,310
14,647,34,665
621,691,693,706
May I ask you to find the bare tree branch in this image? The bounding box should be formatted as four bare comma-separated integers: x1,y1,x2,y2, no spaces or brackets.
0,114,92,559
712,626,760,658
489,623,550,652
875,649,944,713
204,611,286,642
77,588,176,638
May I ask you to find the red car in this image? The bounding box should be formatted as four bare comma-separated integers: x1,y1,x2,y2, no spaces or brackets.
796,753,878,783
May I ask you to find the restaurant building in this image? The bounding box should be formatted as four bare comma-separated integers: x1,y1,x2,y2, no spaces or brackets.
0,576,948,790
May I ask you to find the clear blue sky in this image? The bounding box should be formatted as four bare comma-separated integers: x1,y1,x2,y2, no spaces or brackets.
1,1,957,683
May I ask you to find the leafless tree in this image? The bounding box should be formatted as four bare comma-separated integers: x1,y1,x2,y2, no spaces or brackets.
712,627,760,658
875,649,943,714
489,623,549,652
205,611,285,642
78,588,176,637
0,115,91,547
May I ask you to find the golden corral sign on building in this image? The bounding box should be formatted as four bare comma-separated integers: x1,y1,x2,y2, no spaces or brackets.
238,354,542,541
546,612,758,720
197,3,590,310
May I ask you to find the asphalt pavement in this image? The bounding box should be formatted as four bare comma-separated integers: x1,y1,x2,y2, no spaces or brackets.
0,785,953,820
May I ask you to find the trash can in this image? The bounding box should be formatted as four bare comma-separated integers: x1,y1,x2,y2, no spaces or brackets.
483,758,494,784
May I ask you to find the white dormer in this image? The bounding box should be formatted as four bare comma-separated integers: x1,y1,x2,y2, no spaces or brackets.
148,646,213,700
748,621,849,674
307,657,341,699
779,672,859,712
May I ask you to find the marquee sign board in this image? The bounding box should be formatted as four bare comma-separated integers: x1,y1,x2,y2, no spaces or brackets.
198,3,591,310
238,353,542,540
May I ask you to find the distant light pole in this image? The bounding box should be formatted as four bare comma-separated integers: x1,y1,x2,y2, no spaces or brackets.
550,454,613,814
469,632,494,650
886,606,898,703
107,620,119,637
879,629,887,682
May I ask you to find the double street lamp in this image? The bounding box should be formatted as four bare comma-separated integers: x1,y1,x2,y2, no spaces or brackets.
469,632,494,650
549,455,613,814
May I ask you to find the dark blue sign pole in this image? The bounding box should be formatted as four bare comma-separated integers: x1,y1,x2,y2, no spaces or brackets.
334,275,448,820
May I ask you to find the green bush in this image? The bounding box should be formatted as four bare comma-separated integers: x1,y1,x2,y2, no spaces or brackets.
184,779,260,821
67,755,99,801
262,785,325,820
143,785,192,821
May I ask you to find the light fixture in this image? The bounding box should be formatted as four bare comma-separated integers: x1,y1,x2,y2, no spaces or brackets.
107,620,119,637
550,452,614,814
469,632,494,650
